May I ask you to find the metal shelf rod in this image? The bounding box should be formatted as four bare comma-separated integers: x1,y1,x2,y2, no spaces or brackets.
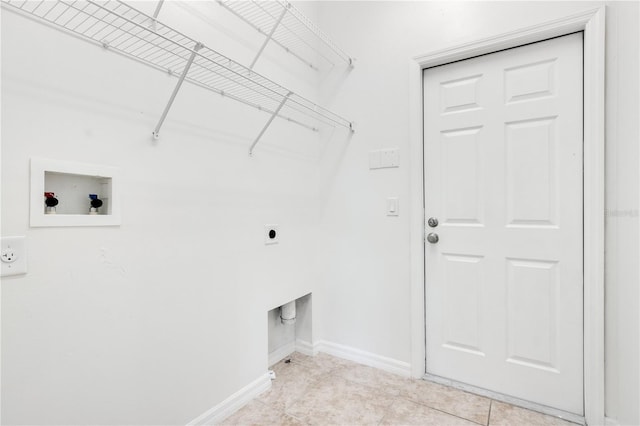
150,0,164,32
79,1,294,104
152,0,164,20
153,42,203,139
1,0,353,142
249,92,292,156
218,0,354,70
249,3,287,70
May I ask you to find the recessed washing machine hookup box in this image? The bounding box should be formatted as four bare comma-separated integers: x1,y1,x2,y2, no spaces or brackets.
30,158,120,227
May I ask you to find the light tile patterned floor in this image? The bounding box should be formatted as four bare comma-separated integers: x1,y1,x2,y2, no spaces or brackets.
221,352,577,426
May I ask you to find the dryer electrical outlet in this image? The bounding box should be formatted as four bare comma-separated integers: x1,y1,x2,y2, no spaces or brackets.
1,236,27,277
264,225,280,245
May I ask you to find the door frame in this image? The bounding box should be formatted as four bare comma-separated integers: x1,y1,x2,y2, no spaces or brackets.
408,7,605,425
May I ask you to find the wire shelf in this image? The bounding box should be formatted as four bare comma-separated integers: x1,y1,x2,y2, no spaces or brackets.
218,0,354,70
2,0,354,137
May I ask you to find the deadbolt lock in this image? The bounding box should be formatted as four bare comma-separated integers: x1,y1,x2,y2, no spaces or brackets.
428,217,438,228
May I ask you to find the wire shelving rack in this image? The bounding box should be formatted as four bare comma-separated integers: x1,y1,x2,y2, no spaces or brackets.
2,0,354,154
217,0,354,70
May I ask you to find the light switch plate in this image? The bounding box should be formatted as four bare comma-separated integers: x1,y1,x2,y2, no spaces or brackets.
380,148,400,168
368,151,381,169
1,236,27,277
387,198,399,216
370,148,399,169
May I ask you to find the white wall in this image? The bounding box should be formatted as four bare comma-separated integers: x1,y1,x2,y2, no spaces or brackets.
0,1,343,424
2,1,639,425
314,2,639,425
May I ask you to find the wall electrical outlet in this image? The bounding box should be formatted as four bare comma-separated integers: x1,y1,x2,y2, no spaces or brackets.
264,224,279,245
1,236,27,277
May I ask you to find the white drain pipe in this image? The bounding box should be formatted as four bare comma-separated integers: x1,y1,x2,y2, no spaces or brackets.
280,301,296,325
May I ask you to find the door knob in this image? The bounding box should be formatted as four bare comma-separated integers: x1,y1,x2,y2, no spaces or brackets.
427,233,439,244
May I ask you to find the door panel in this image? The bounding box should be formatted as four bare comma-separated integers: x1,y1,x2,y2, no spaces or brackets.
506,117,558,226
424,33,583,414
442,254,484,355
441,127,484,224
506,258,559,372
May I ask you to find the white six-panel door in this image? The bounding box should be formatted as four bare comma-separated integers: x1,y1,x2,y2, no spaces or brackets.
423,33,584,414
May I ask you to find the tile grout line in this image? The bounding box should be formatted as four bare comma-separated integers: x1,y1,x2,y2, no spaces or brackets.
316,357,488,426
396,393,490,426
376,411,387,426
284,411,307,425
280,373,327,416
287,354,400,425
256,353,573,426
487,400,493,426
278,356,352,422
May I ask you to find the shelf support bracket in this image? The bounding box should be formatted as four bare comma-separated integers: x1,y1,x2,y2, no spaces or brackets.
153,42,203,139
153,0,165,20
249,4,288,70
249,92,292,156
149,0,165,31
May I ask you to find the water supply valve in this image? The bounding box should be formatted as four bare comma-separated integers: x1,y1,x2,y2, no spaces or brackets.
89,194,103,215
44,192,58,214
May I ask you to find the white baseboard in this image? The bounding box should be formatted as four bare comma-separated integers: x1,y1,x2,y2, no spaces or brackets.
315,340,412,378
295,339,319,357
188,342,411,425
187,372,272,426
268,341,296,367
